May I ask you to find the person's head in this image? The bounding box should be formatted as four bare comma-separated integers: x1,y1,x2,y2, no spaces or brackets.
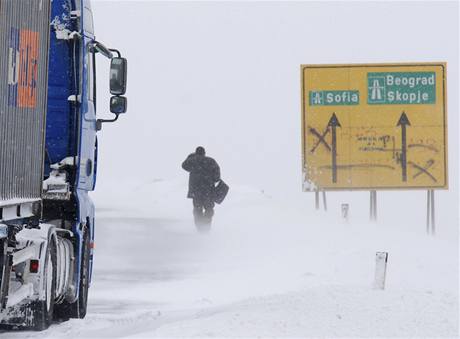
195,146,205,156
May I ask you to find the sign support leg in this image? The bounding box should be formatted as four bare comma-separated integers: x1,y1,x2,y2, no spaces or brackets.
370,190,377,221
430,190,435,235
369,191,372,221
322,190,327,211
374,191,377,221
426,190,436,235
315,189,319,210
426,190,430,234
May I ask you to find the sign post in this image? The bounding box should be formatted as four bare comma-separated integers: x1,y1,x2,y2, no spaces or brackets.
314,189,327,211
426,190,436,235
322,190,327,211
370,190,377,221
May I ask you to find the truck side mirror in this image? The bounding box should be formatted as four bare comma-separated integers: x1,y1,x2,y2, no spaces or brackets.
110,57,127,95
110,96,127,114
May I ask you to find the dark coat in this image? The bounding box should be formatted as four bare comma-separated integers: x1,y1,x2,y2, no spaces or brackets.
182,153,220,200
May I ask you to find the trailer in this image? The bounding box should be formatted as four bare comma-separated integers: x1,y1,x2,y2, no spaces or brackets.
0,0,127,330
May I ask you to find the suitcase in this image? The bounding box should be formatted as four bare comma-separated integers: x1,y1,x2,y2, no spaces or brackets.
214,180,229,204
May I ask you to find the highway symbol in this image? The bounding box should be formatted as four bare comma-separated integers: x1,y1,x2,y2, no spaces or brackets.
369,78,385,101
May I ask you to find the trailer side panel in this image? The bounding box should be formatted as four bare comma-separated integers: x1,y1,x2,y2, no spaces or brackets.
0,0,51,209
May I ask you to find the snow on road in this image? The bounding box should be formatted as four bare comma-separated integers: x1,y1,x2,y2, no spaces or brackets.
3,178,458,338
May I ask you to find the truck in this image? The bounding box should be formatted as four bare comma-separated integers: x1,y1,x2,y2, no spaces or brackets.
0,0,127,330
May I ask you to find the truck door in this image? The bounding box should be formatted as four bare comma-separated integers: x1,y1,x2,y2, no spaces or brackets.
77,3,96,191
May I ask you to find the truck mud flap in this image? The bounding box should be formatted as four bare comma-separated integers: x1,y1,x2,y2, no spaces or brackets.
0,300,36,328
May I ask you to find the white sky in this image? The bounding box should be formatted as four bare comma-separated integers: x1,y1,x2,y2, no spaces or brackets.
90,1,459,225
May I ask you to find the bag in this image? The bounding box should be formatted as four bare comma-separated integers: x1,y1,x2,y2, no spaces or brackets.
214,180,229,204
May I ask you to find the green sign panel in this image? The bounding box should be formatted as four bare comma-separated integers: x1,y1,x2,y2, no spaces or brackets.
309,90,359,106
367,72,436,105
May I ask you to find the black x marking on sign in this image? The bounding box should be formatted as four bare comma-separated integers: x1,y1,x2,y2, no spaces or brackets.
409,159,437,182
309,127,331,153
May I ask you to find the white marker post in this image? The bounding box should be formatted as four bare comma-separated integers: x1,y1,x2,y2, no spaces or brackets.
373,252,388,290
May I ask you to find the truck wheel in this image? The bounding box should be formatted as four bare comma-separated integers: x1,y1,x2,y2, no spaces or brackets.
30,237,56,330
0,238,11,309
54,228,90,320
76,229,90,318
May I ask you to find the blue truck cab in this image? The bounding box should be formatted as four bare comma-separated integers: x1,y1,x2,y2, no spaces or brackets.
0,0,127,330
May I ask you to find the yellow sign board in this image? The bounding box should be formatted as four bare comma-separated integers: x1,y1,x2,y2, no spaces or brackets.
301,63,447,190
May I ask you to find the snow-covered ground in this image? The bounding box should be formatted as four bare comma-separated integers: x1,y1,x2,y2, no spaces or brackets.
4,178,458,338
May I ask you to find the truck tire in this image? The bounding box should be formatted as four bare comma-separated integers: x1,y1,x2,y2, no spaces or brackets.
76,228,90,318
0,238,10,309
30,236,57,330
54,228,90,320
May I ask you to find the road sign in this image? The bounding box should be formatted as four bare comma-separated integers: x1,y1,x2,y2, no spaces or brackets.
301,63,447,190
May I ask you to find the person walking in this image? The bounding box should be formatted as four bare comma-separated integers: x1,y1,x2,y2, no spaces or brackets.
182,146,221,228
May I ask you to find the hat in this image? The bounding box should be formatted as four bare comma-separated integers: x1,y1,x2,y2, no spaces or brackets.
196,146,205,155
